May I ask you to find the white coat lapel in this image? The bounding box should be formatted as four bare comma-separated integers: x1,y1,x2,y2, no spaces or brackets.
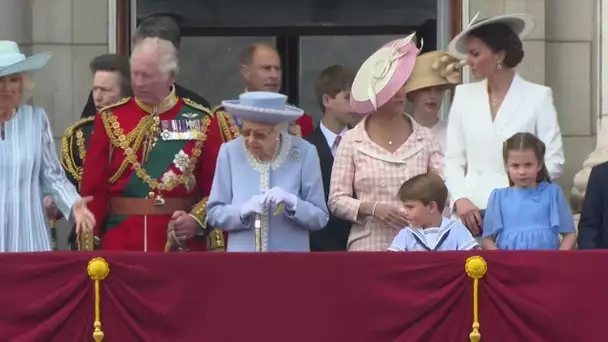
493,74,524,137
472,80,490,125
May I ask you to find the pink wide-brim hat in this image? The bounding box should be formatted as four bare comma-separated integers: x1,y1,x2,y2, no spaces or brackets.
350,33,420,114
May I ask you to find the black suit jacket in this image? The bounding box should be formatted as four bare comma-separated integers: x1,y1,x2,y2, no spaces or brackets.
578,161,608,249
306,125,352,251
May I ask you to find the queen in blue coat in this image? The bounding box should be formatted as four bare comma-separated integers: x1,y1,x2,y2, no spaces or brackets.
207,92,328,251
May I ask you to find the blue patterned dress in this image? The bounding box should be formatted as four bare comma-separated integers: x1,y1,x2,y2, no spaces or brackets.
0,105,80,252
482,182,575,250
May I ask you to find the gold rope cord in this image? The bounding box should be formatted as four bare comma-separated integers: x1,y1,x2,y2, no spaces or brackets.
101,112,208,192
88,257,110,342
465,256,487,342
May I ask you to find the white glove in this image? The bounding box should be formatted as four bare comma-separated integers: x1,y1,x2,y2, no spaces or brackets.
264,187,297,211
239,194,266,220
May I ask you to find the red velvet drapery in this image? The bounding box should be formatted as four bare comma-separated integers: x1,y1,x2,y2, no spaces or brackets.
0,251,604,342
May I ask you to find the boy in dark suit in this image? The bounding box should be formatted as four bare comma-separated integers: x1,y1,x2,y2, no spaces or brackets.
306,65,359,251
578,161,608,248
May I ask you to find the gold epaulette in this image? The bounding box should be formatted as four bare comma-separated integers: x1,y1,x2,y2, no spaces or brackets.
211,104,224,113
188,196,225,251
60,116,95,183
182,98,213,117
99,97,130,113
214,108,241,142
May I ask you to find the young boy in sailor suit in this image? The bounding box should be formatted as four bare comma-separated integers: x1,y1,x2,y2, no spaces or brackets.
388,173,479,252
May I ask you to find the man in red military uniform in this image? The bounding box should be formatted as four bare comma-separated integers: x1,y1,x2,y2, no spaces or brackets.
80,36,238,252
213,43,314,137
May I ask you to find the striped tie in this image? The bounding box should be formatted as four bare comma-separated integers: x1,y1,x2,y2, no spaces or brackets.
334,135,342,148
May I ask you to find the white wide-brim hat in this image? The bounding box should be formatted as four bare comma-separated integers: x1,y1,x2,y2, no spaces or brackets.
0,40,52,78
222,91,304,124
350,33,420,114
447,13,535,60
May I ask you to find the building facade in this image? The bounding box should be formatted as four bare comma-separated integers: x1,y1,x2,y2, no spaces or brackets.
0,0,603,248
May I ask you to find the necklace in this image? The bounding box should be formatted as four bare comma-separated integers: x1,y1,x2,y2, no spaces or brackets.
388,138,393,146
488,90,504,108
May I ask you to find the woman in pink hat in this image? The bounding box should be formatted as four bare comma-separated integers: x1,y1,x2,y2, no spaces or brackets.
327,34,444,251
444,14,565,235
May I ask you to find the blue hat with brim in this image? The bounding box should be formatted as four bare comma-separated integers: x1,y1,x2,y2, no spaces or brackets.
221,91,304,125
0,41,52,77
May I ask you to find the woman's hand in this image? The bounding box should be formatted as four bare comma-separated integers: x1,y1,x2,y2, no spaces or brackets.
240,194,266,219
373,203,409,229
43,196,59,220
72,196,96,236
455,198,482,236
264,187,297,211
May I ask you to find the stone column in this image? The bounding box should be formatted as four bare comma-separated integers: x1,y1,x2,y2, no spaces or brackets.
29,0,109,249
0,0,32,53
570,0,605,221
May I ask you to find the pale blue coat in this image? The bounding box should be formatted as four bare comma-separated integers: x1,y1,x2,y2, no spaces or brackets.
207,133,328,252
0,105,80,252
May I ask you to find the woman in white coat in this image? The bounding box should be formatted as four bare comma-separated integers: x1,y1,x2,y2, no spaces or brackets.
445,14,565,235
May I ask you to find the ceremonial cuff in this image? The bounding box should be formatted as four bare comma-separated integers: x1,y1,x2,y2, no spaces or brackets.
78,230,96,251
189,198,209,230
188,214,206,237
208,228,225,250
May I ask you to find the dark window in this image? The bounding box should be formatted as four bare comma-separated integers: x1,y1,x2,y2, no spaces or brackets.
137,0,438,120
137,0,436,29
176,37,275,107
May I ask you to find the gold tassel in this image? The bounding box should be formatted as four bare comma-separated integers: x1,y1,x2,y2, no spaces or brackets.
88,257,110,342
465,256,488,342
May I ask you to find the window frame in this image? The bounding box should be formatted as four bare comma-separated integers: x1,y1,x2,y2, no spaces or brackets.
113,0,463,107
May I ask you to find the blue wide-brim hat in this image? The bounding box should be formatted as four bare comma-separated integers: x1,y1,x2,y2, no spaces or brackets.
221,91,304,124
0,41,52,77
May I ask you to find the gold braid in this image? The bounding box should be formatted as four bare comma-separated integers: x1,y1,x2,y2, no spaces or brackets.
100,111,209,192
60,117,94,183
215,110,241,142
98,105,165,184
107,124,151,184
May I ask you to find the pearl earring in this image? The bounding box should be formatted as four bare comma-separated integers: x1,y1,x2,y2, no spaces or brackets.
497,61,502,70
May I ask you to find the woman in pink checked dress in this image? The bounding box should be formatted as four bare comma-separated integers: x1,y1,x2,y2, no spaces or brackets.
328,33,445,251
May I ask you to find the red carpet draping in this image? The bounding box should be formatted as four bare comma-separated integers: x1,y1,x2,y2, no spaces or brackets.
0,251,605,342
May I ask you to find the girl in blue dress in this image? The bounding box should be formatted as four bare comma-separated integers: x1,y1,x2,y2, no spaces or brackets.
481,133,577,250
